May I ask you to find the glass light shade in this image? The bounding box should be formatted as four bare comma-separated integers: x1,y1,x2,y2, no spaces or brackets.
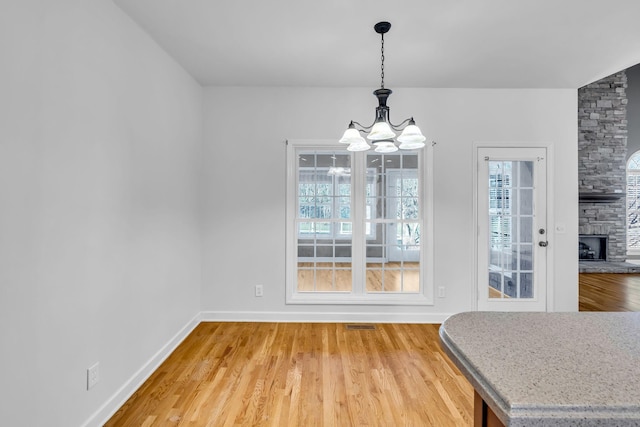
367,121,396,140
347,141,371,152
373,141,398,153
340,127,366,144
399,140,426,150
397,124,426,144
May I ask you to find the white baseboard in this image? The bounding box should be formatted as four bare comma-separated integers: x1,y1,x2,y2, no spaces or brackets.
200,310,452,324
81,310,451,426
81,312,202,427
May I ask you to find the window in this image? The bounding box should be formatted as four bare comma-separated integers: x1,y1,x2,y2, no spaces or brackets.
286,140,433,305
627,151,640,253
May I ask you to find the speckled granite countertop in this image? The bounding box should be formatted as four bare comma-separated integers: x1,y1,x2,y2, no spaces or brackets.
439,312,640,427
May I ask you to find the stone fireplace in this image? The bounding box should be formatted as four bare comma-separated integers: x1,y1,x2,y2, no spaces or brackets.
578,234,607,261
578,71,628,264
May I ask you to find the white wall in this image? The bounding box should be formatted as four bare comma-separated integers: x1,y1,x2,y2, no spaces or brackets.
0,2,579,423
627,64,640,159
0,1,203,426
202,87,578,320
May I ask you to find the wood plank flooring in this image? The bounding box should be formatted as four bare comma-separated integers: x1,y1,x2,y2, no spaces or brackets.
106,323,473,426
579,273,640,311
106,274,638,426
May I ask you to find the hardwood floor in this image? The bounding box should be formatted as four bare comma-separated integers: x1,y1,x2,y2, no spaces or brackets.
106,323,473,426
579,273,640,311
105,275,637,426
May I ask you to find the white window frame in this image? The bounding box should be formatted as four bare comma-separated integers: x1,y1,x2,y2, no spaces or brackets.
627,151,640,256
285,140,434,305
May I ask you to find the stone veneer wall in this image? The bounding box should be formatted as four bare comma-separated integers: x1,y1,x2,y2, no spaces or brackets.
578,70,628,262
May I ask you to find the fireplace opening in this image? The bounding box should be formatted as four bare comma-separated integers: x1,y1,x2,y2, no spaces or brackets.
579,235,608,261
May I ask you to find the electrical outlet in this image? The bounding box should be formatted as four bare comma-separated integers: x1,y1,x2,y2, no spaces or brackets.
437,286,446,298
87,362,100,390
255,284,264,297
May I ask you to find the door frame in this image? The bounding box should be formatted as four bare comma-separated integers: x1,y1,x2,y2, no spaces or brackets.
472,142,555,311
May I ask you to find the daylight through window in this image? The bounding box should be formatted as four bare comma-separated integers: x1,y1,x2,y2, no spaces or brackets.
286,141,432,305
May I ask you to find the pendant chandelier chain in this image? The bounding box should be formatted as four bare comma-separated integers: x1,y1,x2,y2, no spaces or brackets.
380,32,385,89
339,21,427,152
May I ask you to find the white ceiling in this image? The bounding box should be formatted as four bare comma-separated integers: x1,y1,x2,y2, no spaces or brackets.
113,0,640,88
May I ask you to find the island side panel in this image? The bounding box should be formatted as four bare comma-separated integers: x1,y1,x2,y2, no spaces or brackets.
475,391,505,427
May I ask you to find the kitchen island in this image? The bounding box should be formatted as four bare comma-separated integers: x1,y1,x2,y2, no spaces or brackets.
439,312,640,427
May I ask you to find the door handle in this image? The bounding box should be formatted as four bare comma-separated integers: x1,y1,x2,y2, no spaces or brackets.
539,241,548,247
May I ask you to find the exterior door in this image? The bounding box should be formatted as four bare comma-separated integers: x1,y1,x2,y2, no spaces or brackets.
477,147,547,311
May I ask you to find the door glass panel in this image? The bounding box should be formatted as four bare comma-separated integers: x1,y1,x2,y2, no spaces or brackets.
488,160,534,299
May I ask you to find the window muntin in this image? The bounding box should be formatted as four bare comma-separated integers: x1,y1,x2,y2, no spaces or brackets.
296,151,353,292
287,141,431,305
487,160,534,299
365,153,421,293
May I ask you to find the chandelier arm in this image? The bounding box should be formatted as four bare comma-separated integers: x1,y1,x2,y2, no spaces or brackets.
388,118,413,132
350,120,375,132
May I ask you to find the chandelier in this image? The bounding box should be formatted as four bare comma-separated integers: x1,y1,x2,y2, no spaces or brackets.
339,21,426,153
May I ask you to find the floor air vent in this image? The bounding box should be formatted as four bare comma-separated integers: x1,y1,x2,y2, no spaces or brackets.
345,324,376,330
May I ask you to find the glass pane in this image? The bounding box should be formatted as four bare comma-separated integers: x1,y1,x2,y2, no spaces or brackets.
628,173,640,249
367,155,383,169
504,274,517,298
400,223,420,249
366,243,383,258
384,155,401,168
519,161,534,187
366,269,382,292
297,268,314,291
520,244,533,270
314,222,331,235
334,154,350,167
403,269,420,292
489,271,503,298
297,260,353,293
298,222,314,236
294,147,423,298
403,154,418,169
520,189,533,215
520,273,533,298
316,245,333,257
316,154,334,167
299,154,312,168
488,160,534,300
362,151,423,294
335,268,352,291
402,198,419,219
383,270,401,292
520,217,533,243
402,178,419,197
315,268,334,291
337,222,352,237
373,197,387,219
297,245,314,257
